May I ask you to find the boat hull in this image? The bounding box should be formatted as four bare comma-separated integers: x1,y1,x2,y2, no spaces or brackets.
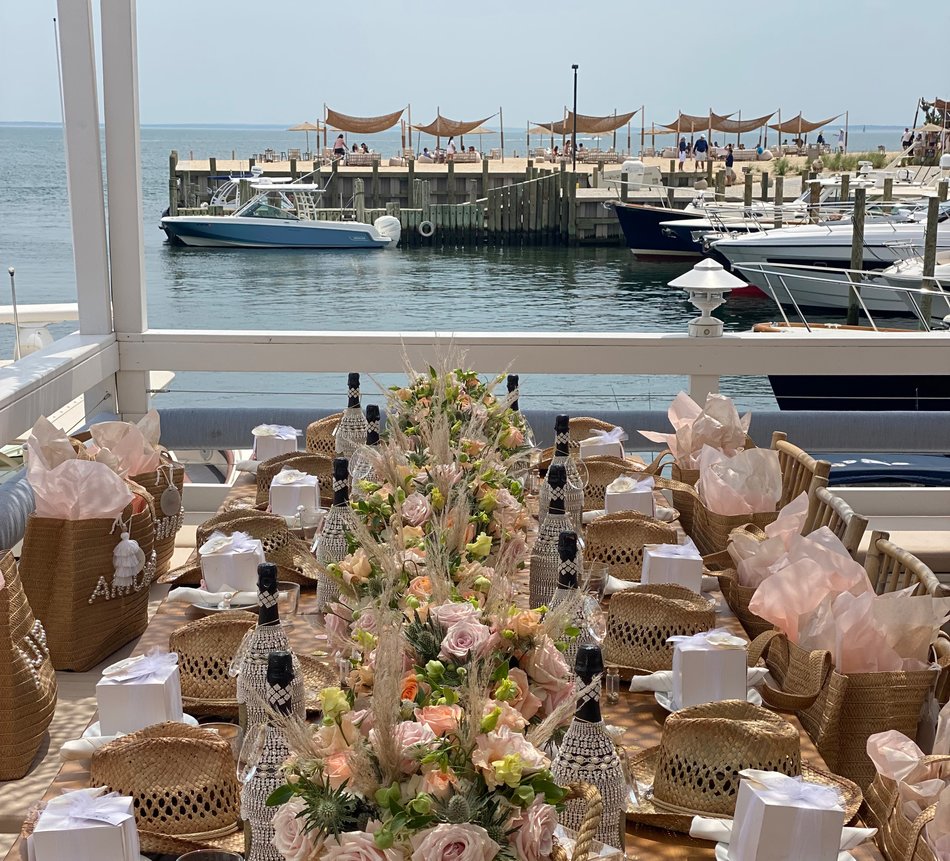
768,374,950,411
610,202,705,259
160,216,392,249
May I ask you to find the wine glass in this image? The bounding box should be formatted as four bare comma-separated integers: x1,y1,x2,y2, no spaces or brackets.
236,722,266,786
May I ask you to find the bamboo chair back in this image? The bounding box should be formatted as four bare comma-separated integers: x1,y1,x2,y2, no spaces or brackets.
771,431,831,533
811,485,869,557
865,531,945,597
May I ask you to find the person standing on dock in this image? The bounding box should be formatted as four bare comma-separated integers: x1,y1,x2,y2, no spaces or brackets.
446,137,457,161
901,127,913,151
724,144,736,186
837,128,846,154
694,134,708,172
333,133,347,159
678,136,688,171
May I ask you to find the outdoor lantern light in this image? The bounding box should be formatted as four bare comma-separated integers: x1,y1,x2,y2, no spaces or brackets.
668,258,746,338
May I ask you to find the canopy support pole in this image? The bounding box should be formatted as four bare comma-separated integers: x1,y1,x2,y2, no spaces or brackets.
408,103,412,153
499,105,504,161
640,106,645,150
736,109,741,147
844,110,849,152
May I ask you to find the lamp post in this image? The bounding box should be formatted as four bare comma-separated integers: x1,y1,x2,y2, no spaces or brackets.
668,258,746,337
571,64,579,171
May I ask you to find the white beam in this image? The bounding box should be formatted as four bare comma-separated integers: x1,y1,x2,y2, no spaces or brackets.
0,334,118,442
56,0,112,337
100,0,150,419
116,329,950,377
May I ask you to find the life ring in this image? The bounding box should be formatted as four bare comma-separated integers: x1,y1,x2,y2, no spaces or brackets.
418,220,435,238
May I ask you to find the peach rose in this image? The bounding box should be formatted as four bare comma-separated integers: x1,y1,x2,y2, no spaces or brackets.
522,636,569,692
324,751,352,790
407,575,433,600
484,699,528,731
510,609,542,639
419,766,457,800
414,704,462,736
503,668,543,721
500,426,525,449
471,725,549,789
401,672,420,702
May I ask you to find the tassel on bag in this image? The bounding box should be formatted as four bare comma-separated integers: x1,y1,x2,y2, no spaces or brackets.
112,529,145,588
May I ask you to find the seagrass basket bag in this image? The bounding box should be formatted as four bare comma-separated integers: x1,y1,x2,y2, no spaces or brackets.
0,551,57,780
754,630,940,790
864,753,950,861
19,481,157,671
130,454,184,578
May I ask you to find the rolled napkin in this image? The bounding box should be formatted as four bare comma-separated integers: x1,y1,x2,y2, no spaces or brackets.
27,787,140,861
642,538,703,592
198,529,265,593
668,629,749,709
269,467,320,517
579,426,628,460
604,473,655,516
167,585,259,607
96,648,183,735
689,815,876,852
629,665,769,693
59,734,124,762
251,423,300,461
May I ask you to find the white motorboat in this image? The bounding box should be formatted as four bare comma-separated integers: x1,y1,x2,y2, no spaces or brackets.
881,251,950,291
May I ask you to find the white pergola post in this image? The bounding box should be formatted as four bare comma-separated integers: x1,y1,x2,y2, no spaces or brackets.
56,0,117,416
101,0,149,420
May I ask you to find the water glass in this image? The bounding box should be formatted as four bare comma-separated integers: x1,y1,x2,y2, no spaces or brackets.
201,722,244,764
606,667,620,705
236,723,266,785
277,581,300,616
584,562,608,602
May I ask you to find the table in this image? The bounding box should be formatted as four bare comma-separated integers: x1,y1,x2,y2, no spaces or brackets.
3,478,885,861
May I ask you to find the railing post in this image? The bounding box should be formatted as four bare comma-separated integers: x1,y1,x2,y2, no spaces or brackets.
688,375,720,402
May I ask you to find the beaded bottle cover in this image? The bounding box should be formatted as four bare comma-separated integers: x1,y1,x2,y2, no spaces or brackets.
241,677,295,861
335,397,368,459
538,433,584,534
236,620,303,731
315,479,352,611
529,508,578,609
549,552,586,676
348,417,381,500
551,674,626,850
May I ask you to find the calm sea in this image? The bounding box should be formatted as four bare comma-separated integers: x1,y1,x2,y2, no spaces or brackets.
0,124,906,413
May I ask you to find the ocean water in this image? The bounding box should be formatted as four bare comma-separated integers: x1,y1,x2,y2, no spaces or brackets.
0,124,907,413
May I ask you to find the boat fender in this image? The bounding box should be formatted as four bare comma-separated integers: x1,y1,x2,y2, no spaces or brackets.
418,220,435,238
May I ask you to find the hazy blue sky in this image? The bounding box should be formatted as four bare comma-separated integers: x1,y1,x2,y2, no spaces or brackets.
0,0,945,127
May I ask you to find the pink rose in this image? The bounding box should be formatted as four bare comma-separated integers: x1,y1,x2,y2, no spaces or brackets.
271,797,320,861
324,751,352,790
439,617,492,661
471,725,549,789
408,576,433,601
371,720,437,772
504,668,543,721
410,823,499,861
484,699,528,731
414,704,462,736
430,601,481,628
322,826,400,861
500,426,525,449
522,637,569,692
352,608,377,635
429,463,463,486
510,796,558,861
542,683,574,721
402,492,432,526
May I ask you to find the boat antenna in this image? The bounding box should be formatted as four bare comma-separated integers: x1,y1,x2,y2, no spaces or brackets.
8,268,22,361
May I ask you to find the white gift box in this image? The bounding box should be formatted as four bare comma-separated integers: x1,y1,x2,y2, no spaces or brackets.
270,468,320,517
604,474,655,516
671,629,748,710
96,650,184,735
579,426,628,461
252,424,299,462
28,788,141,861
729,770,845,861
641,539,703,592
198,529,266,593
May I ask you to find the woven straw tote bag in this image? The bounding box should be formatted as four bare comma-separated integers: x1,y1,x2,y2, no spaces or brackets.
306,412,343,457
131,454,184,578
864,755,950,861
19,482,157,671
0,551,57,780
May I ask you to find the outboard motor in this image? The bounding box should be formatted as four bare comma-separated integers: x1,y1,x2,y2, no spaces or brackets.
373,215,402,248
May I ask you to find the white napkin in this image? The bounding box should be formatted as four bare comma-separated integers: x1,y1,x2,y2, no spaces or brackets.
630,667,769,693
606,474,654,494
167,586,258,606
603,573,719,595
689,817,875,850
251,424,298,440
59,734,125,762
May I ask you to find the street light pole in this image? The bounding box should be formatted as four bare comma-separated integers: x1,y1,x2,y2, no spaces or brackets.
571,64,579,171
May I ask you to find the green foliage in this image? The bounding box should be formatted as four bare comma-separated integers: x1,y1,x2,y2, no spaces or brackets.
404,611,446,665
774,157,789,176
269,777,370,839
821,151,887,172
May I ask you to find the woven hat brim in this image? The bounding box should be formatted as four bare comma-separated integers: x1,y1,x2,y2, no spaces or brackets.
625,745,863,832
160,560,314,587
137,822,245,856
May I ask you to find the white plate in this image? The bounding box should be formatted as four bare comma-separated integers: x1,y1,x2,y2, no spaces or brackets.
189,598,259,615
715,844,854,861
83,712,198,739
655,689,763,713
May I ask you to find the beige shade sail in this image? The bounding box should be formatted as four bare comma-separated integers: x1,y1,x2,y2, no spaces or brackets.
712,111,775,133
465,125,497,135
527,125,554,136
659,112,734,133
324,107,405,134
535,109,639,136
287,121,322,132
914,123,946,133
412,114,496,137
768,113,842,134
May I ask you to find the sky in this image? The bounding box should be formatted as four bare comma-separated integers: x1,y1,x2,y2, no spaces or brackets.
0,0,945,127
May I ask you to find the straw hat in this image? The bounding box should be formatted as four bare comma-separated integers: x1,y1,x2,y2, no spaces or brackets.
161,510,320,585
603,584,716,672
90,722,244,855
169,611,338,718
626,701,862,833
585,512,678,582
255,451,332,507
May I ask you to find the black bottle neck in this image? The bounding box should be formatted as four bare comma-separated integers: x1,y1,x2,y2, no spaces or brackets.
266,651,295,716
258,581,280,627
347,391,361,409
507,375,520,412
333,481,350,506
575,674,603,723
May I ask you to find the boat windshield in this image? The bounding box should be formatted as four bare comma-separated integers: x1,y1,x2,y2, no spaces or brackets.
235,198,299,220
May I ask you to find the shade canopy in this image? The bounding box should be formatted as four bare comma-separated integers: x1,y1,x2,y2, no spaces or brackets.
533,109,639,136
659,112,734,133
768,113,842,134
915,123,947,133
527,125,553,136
713,111,775,133
287,121,322,132
466,125,497,135
325,107,405,134
412,113,496,137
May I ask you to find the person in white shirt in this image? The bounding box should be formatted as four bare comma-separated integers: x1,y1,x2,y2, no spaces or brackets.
837,128,846,154
446,137,457,160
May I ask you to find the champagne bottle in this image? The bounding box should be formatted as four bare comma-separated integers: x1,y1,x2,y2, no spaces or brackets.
538,414,583,533
237,563,302,732
349,403,380,498
506,373,536,451
551,644,626,851
335,372,368,459
530,464,582,608
242,650,297,861
314,457,352,611
549,530,585,675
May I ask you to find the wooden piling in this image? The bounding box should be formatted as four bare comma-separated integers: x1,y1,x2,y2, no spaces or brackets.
620,172,629,202
238,179,253,209
743,171,754,208
289,158,297,180
773,176,784,228
208,156,217,177
715,170,725,200
759,171,769,202
882,176,893,201
526,159,533,183
168,150,179,215
354,178,365,223
839,172,850,203
809,180,821,223
482,157,490,199
408,159,416,206
447,161,456,205
568,174,578,245
248,157,255,171
920,181,949,327
372,160,380,208
846,186,867,325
